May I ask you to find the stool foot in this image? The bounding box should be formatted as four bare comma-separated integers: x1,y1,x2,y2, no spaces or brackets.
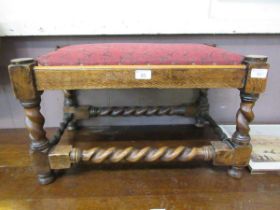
195,117,205,127
67,121,78,131
228,166,243,179
38,171,55,185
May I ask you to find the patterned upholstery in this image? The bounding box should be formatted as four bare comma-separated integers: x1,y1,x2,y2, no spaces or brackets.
37,43,244,66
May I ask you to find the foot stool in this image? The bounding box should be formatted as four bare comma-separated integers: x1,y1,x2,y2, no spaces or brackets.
8,43,269,185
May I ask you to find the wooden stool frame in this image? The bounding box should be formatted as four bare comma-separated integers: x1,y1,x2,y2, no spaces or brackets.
8,55,269,185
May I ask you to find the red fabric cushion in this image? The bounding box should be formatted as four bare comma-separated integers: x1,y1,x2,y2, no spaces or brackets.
37,43,244,66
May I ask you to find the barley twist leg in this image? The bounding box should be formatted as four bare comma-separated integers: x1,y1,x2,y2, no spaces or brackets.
22,96,55,185
64,90,78,130
228,92,258,179
195,89,209,127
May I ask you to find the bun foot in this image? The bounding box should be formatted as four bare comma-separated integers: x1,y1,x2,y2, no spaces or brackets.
228,166,243,179
195,117,205,128
38,171,55,185
67,121,78,131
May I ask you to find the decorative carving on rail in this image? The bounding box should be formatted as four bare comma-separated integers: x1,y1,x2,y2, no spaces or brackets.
70,145,214,164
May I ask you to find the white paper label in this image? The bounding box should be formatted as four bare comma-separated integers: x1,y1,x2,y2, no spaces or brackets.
251,68,268,79
135,70,152,80
150,209,165,210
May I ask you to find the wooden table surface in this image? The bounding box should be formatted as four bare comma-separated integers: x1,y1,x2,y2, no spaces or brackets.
0,126,279,210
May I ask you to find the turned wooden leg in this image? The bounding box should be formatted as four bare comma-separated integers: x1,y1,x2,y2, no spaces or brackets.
232,92,259,145
22,97,55,184
9,58,54,185
195,89,209,127
228,92,258,178
228,55,269,179
64,90,78,130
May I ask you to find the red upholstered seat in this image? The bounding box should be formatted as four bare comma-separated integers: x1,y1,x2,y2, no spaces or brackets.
37,43,244,66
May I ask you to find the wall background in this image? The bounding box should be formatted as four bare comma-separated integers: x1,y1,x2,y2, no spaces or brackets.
1,0,280,35
0,35,279,128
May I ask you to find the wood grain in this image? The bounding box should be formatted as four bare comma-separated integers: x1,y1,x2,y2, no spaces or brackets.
0,127,279,210
8,61,37,100
244,63,269,93
34,65,246,90
243,55,269,94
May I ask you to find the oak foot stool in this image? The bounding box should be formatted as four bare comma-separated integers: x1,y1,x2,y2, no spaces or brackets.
8,43,269,185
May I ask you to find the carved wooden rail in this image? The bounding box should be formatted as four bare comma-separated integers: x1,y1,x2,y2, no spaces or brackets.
89,105,195,117
70,145,214,163
49,145,214,169
64,104,197,120
48,141,252,170
203,114,229,141
49,113,73,146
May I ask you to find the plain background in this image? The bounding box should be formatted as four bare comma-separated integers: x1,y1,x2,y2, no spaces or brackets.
1,0,280,35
